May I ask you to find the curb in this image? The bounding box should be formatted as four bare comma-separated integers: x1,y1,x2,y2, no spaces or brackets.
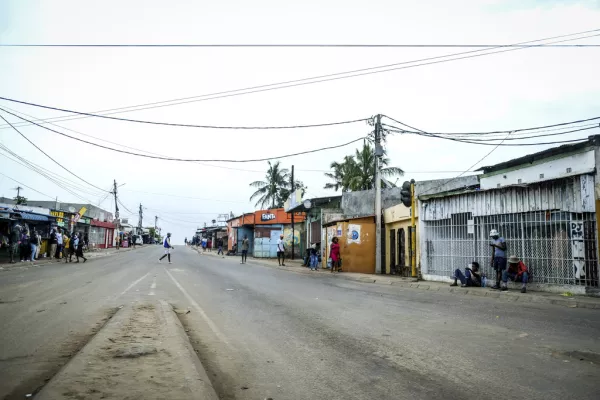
0,247,137,271
189,246,600,311
158,300,219,400
36,300,219,400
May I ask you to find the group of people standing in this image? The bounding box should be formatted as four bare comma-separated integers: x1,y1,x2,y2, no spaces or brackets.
49,228,88,263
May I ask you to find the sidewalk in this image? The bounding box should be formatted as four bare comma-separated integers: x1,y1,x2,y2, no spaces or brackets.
0,246,138,271
191,246,600,310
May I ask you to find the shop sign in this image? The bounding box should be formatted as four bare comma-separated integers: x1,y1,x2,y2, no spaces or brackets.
51,211,65,226
72,207,87,224
261,213,276,222
78,217,91,225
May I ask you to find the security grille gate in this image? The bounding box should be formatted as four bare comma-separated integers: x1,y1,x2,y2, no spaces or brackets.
423,211,598,287
398,228,406,275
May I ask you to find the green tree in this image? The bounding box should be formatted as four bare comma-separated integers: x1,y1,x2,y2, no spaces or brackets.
249,161,290,209
14,195,28,205
278,180,307,206
324,143,403,192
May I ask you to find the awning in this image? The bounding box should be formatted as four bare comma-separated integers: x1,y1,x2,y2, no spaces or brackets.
91,219,115,228
19,212,50,222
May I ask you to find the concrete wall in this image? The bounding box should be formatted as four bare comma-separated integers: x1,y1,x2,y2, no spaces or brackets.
415,175,479,197
323,217,376,274
341,188,402,216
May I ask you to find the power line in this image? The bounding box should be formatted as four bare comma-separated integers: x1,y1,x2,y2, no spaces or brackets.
0,106,367,162
0,112,110,192
0,172,55,200
383,115,600,136
2,28,599,129
2,43,599,48
0,146,106,205
419,132,513,197
0,99,368,130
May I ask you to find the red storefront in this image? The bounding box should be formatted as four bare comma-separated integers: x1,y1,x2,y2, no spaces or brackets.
90,220,116,249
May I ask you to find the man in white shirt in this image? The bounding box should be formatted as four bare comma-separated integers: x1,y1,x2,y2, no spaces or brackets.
158,233,174,264
55,228,63,260
277,234,286,266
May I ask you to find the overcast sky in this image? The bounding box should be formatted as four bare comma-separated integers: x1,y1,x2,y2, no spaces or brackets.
1,0,599,243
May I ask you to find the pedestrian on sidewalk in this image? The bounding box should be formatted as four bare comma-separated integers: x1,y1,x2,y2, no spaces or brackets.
277,234,286,266
75,232,87,263
62,233,71,262
217,237,224,255
489,229,507,289
309,243,319,271
8,224,20,263
19,230,30,262
330,237,341,273
450,261,481,287
201,237,207,252
502,255,529,293
30,230,39,262
55,228,63,260
48,228,58,260
35,231,42,259
67,233,76,262
240,235,249,264
158,233,173,264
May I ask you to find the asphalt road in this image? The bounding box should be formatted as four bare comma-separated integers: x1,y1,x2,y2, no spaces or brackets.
1,246,599,400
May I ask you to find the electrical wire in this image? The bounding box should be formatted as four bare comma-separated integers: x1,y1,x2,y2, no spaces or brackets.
0,106,367,162
0,100,368,130
419,132,513,197
382,115,600,136
0,112,111,192
0,172,56,200
2,29,599,129
3,43,599,48
0,149,107,197
0,147,105,205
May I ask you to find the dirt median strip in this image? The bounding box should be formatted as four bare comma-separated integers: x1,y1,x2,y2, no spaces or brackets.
36,300,218,400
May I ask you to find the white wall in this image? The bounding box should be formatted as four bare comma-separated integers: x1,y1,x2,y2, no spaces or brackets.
480,150,595,190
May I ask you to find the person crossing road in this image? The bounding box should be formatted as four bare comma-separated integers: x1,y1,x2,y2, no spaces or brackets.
158,233,174,264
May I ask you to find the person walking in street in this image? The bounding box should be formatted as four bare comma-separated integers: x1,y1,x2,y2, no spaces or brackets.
201,237,207,252
241,235,249,264
158,233,173,264
55,228,63,260
30,230,39,262
75,232,87,263
330,237,341,273
49,228,58,261
502,255,529,293
489,229,507,289
217,237,224,255
83,233,89,252
277,234,286,266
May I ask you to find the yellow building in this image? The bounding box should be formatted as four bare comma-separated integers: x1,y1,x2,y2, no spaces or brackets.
384,204,419,276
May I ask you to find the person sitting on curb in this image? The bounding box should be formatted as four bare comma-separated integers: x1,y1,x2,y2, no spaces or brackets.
502,255,529,293
450,261,482,287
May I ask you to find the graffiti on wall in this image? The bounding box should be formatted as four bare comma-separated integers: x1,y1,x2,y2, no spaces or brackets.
347,224,361,244
571,220,586,279
283,227,300,247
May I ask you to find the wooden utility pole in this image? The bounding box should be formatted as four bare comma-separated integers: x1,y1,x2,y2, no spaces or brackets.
291,165,295,260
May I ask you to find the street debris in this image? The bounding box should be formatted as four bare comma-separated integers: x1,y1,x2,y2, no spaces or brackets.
108,338,116,343
174,308,191,315
241,386,249,390
561,292,574,297
36,309,46,313
114,345,157,358
226,288,235,291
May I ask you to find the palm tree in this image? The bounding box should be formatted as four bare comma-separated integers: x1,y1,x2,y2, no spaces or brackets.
324,143,403,191
249,161,290,209
324,156,358,192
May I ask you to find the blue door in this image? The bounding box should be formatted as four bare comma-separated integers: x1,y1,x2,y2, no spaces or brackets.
269,229,282,258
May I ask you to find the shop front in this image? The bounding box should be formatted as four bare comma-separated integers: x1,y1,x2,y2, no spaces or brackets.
253,208,305,258
323,216,376,274
90,220,116,249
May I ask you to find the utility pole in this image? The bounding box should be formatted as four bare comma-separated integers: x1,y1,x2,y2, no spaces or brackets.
410,179,417,278
138,203,143,235
291,165,295,261
15,186,22,197
374,115,383,274
112,180,120,249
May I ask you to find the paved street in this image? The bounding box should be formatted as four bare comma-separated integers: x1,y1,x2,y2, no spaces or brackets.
1,246,599,400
